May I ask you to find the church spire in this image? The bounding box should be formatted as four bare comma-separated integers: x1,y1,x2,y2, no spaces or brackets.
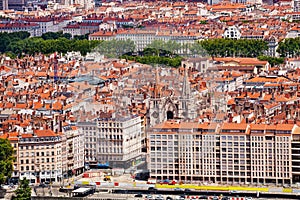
155,66,160,85
154,66,160,98
182,64,190,99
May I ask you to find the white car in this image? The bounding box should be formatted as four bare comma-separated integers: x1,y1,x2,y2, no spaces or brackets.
146,194,154,200
175,195,185,200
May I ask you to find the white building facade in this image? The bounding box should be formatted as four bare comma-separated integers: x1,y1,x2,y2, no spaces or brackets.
96,114,144,169
78,114,144,169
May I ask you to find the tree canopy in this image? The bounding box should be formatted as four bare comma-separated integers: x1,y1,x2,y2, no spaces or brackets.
146,40,182,56
12,178,31,200
189,42,209,57
0,32,30,53
93,39,135,58
0,138,14,185
41,31,72,40
0,31,101,57
258,55,284,67
3,31,297,65
7,37,101,57
197,38,268,57
118,39,183,67
277,38,300,57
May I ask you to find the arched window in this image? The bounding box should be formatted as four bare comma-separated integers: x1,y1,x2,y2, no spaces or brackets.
167,111,174,120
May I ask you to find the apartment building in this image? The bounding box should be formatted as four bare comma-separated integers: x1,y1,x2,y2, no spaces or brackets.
223,25,241,39
64,125,85,176
9,125,84,184
294,0,300,12
8,0,26,10
3,114,84,184
23,17,71,36
77,120,98,164
0,0,8,10
78,111,146,170
116,30,156,52
0,22,40,36
17,129,64,184
148,120,298,186
63,22,100,38
89,29,200,53
96,112,144,169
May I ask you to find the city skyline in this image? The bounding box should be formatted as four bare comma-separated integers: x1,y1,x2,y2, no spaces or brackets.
1,1,300,199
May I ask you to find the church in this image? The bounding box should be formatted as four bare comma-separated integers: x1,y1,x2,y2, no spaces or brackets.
147,64,197,128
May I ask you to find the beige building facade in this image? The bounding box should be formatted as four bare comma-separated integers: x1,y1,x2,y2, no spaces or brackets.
148,121,299,186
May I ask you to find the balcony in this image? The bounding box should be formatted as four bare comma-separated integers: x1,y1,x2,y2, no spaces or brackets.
67,154,74,159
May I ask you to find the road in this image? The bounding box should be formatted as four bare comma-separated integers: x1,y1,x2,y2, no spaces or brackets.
29,171,300,200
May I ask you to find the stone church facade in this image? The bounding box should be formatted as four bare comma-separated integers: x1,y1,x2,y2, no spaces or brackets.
147,65,197,128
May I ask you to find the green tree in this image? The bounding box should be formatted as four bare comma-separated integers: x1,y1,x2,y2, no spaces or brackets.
189,42,208,57
0,33,11,53
7,41,24,57
277,38,300,57
94,39,135,58
258,55,285,66
12,178,31,200
165,40,181,57
9,31,30,40
198,38,268,58
41,31,71,40
0,138,14,185
145,40,183,56
74,34,89,40
146,40,165,56
63,33,72,40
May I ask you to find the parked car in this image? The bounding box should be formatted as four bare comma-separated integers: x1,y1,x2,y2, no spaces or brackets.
174,188,183,191
134,193,143,197
146,194,154,200
148,187,158,192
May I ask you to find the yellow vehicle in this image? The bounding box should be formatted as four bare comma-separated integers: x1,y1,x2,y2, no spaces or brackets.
104,175,111,181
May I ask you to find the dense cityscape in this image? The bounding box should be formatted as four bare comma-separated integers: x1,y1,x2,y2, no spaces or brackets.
0,0,300,199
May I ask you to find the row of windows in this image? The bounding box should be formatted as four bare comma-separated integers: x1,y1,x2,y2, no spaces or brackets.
20,165,56,172
221,136,245,140
20,137,60,143
221,142,247,146
82,127,97,130
20,157,56,164
150,135,174,139
150,135,291,141
99,148,123,153
98,122,123,127
151,171,289,178
151,147,179,151
20,144,56,150
20,151,56,157
98,155,123,161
